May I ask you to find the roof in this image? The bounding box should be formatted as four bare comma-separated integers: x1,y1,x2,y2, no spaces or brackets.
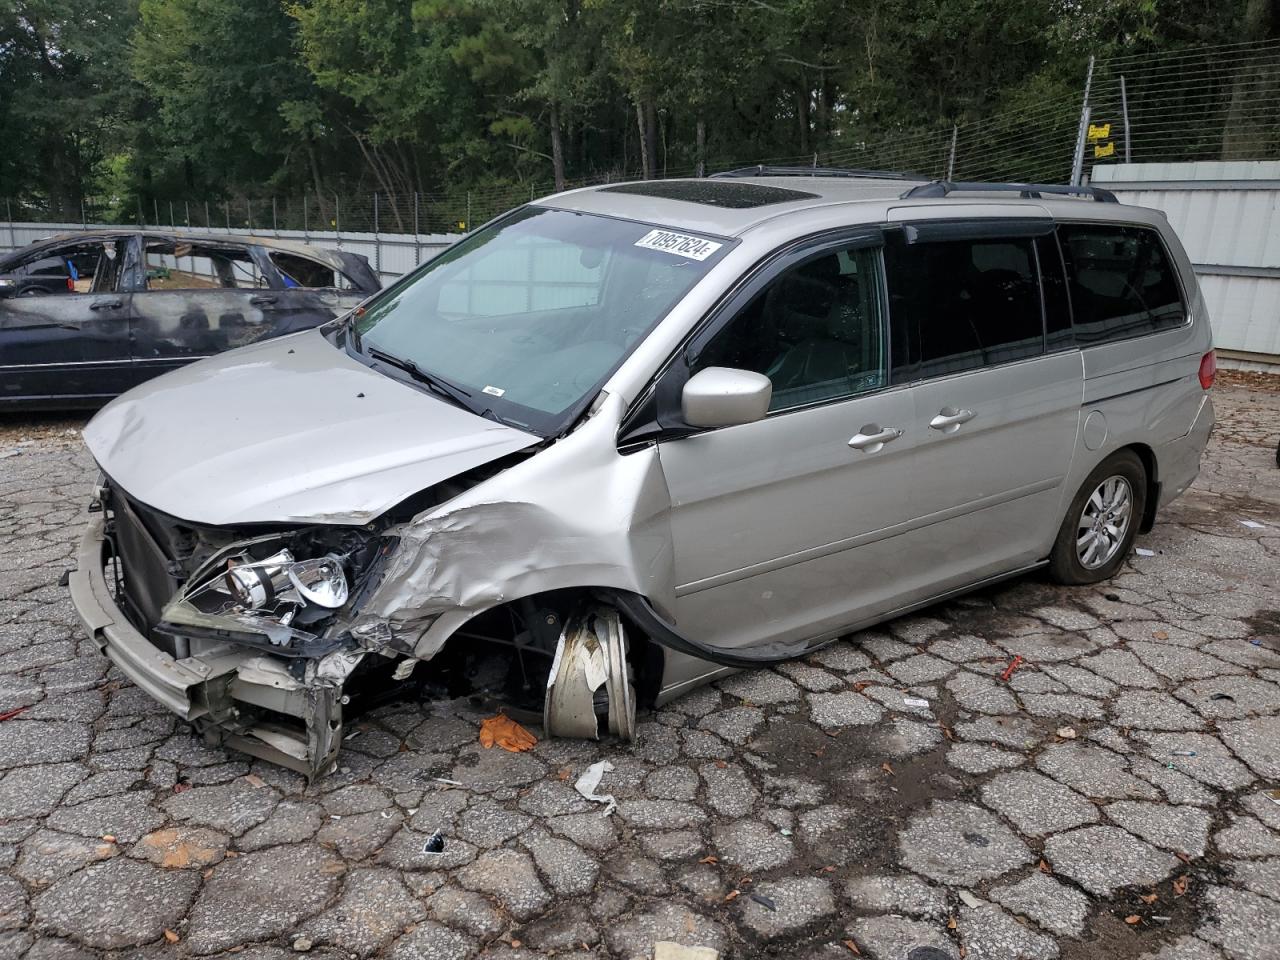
5,228,368,275
542,174,1155,239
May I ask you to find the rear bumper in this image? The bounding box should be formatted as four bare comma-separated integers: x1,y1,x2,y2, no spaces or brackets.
69,514,351,777
1157,393,1215,508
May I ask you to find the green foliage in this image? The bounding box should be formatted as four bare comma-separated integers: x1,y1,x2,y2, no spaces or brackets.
0,0,1268,209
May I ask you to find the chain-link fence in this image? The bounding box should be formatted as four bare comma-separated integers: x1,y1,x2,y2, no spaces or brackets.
5,38,1280,236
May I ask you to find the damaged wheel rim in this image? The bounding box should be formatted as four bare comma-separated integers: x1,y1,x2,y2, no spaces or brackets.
1076,475,1133,570
543,606,637,741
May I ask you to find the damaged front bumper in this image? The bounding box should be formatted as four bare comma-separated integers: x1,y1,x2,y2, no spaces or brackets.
69,514,359,777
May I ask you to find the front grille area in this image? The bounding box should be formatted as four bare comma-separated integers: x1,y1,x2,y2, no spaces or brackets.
103,485,182,649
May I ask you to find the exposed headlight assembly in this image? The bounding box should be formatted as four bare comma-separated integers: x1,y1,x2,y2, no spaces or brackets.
160,532,369,656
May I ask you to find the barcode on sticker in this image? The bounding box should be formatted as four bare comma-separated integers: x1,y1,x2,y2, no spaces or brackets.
634,229,723,261
482,385,505,397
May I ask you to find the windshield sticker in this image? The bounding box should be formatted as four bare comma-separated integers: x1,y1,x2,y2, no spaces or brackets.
634,229,723,261
482,385,506,397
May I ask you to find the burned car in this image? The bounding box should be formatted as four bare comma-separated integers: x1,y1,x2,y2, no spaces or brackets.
70,171,1215,776
0,229,379,409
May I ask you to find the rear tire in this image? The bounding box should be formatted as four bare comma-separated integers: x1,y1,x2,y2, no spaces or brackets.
1048,450,1147,585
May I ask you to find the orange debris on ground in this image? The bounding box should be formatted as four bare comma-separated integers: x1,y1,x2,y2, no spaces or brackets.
478,714,538,752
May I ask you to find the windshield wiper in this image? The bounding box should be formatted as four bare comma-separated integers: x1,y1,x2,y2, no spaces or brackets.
367,347,474,411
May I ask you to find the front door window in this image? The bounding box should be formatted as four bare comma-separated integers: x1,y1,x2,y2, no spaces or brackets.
692,245,886,411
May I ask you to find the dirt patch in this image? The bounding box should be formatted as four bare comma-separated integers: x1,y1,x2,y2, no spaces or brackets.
1218,368,1280,393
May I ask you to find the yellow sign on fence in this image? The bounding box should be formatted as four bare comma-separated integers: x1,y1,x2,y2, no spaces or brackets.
1093,141,1116,159
1087,122,1112,142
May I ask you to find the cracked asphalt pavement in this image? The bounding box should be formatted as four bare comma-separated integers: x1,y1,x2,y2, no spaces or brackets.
1,377,1279,960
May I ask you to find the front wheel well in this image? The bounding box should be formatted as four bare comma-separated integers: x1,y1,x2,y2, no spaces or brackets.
432,588,666,711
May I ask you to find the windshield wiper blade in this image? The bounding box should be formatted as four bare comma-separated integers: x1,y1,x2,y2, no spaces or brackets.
367,348,474,410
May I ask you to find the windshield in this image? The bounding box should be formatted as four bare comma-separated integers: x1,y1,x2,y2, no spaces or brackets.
351,206,732,434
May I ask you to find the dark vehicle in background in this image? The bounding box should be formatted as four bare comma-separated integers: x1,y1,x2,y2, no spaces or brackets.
0,230,381,409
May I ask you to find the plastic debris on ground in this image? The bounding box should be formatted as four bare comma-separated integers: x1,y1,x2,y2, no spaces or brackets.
1239,519,1266,529
1264,789,1280,806
958,890,984,909
478,713,538,752
0,707,27,722
1135,547,1156,557
999,655,1025,682
1172,750,1197,757
1056,726,1078,739
654,943,720,960
422,829,445,854
903,696,930,708
574,759,617,815
749,893,777,911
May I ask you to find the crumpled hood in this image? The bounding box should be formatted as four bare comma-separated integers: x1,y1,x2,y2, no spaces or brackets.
83,329,541,526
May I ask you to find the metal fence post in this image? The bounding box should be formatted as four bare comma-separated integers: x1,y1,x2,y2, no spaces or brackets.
153,198,160,226
303,189,309,240
6,199,15,250
138,197,145,226
185,201,190,227
224,201,230,230
1070,55,1096,186
335,195,341,248
466,192,472,233
169,201,174,227
245,198,252,233
1120,75,1132,163
373,192,381,274
947,125,958,181
413,191,421,265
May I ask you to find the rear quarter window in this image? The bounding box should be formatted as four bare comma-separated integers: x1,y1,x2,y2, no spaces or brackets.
1058,224,1186,344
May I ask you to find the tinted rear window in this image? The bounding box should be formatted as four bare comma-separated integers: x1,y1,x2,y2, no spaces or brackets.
885,232,1044,380
1058,224,1186,344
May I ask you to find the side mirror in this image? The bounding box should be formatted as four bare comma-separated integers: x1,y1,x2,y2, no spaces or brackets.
681,367,772,429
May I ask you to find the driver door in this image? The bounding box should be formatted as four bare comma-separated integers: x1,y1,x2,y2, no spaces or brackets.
0,236,134,405
657,233,920,658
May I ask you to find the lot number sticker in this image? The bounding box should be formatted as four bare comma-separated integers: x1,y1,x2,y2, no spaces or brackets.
634,229,723,261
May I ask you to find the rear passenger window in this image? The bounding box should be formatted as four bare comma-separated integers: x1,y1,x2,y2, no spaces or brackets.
884,232,1044,380
269,252,358,290
1058,225,1186,344
143,240,266,290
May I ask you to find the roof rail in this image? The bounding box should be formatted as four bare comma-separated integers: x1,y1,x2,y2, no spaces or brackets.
711,164,913,181
899,180,1119,203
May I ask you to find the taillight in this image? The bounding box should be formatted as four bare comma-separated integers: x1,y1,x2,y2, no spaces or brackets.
66,277,74,292
1198,350,1216,390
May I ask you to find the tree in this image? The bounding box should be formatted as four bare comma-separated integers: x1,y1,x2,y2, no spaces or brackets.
0,0,136,213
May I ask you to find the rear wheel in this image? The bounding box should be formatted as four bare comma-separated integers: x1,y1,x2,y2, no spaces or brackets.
1048,450,1147,585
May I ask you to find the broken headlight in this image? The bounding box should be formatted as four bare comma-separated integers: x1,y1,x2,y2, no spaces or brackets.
159,530,379,656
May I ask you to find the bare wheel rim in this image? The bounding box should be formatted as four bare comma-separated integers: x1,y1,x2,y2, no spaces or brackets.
1076,475,1134,570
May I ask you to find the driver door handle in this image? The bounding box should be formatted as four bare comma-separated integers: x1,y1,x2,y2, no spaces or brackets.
250,295,278,305
929,407,976,432
848,425,903,453
89,298,123,310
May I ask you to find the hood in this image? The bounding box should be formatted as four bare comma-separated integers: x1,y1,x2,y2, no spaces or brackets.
84,329,541,526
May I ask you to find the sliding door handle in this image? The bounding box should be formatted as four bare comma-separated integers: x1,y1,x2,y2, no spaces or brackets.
929,407,976,432
848,425,903,453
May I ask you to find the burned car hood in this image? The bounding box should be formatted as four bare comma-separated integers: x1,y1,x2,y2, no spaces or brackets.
83,329,541,526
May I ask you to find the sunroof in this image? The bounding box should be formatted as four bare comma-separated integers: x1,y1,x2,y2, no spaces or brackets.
600,180,819,209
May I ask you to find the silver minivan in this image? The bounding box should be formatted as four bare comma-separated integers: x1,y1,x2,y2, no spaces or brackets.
69,170,1216,776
